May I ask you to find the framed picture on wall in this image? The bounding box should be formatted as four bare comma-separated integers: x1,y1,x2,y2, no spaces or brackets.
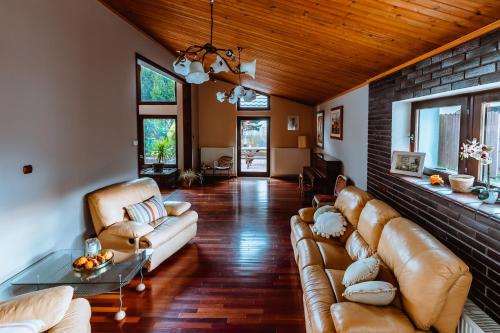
316,111,324,148
287,115,299,131
330,106,343,140
390,151,426,177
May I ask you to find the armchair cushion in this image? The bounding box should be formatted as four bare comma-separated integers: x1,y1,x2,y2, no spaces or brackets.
105,221,154,239
48,298,91,333
0,320,44,332
164,201,191,216
331,302,415,333
0,286,73,332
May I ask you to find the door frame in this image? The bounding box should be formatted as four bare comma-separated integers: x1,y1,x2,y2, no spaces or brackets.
237,116,271,177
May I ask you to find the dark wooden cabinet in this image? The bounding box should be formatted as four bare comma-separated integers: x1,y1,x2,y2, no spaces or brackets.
304,153,342,194
139,168,178,189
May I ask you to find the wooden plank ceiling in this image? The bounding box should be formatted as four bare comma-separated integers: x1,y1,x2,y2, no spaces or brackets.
101,0,500,105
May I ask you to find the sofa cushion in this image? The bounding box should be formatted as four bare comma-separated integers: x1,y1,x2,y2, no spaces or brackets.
297,239,324,270
316,241,352,270
302,265,336,333
342,257,380,287
290,215,315,245
125,196,167,224
0,286,73,332
377,218,470,331
0,320,44,333
357,199,400,250
140,210,198,248
298,207,316,223
343,281,397,306
325,269,347,303
345,231,373,261
334,186,373,227
331,302,415,333
106,221,154,239
164,201,191,216
48,298,91,333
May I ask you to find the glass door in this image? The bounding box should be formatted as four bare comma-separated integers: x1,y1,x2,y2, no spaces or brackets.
237,117,270,177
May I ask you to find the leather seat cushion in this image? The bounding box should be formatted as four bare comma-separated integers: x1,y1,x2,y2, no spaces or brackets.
316,241,352,270
331,302,415,333
297,239,324,270
302,265,336,333
140,210,197,248
325,269,347,303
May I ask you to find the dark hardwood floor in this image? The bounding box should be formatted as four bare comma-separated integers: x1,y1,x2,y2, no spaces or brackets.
88,178,308,333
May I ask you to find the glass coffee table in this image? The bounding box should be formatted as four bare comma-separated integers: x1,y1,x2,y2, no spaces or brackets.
10,249,153,320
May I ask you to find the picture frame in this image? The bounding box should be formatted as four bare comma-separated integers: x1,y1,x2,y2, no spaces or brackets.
287,115,299,131
330,106,343,140
390,151,426,177
316,111,324,148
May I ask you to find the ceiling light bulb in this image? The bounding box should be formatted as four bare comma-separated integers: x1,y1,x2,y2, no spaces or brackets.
211,56,230,74
240,59,256,79
186,61,210,84
173,57,191,76
216,91,226,102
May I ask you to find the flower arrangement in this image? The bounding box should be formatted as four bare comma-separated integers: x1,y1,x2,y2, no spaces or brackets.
460,138,498,203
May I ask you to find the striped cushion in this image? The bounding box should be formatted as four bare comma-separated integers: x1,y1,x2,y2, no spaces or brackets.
0,320,44,332
125,196,167,224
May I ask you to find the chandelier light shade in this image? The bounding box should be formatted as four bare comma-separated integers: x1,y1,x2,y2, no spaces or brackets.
172,0,258,104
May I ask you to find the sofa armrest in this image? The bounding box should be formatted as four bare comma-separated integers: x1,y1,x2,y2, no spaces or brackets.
330,302,415,333
0,286,73,332
48,298,91,333
298,207,316,223
164,201,191,216
104,221,154,239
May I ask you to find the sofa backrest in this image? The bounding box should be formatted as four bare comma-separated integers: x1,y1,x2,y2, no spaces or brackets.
377,217,471,333
357,199,400,250
88,178,161,234
334,186,373,227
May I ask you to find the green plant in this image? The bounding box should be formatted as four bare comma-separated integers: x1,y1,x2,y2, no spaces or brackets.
153,137,175,164
178,169,202,188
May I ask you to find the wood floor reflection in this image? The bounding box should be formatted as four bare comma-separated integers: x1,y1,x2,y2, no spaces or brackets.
88,178,307,333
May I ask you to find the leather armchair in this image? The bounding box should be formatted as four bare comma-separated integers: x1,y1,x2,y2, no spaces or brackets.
0,286,91,333
88,178,198,271
291,186,472,333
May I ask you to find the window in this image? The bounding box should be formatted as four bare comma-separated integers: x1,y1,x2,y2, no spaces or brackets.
477,91,500,186
140,116,177,166
137,58,176,104
237,93,270,110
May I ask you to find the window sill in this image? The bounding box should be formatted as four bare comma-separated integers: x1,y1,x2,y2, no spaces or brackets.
390,173,500,220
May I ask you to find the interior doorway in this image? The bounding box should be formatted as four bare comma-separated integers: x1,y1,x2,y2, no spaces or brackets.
237,117,270,177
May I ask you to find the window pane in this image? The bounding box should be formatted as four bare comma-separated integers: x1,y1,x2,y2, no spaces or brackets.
417,105,461,173
482,101,500,186
140,65,176,103
238,94,269,110
143,118,176,165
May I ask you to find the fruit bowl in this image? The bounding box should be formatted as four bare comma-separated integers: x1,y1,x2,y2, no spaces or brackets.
73,249,114,272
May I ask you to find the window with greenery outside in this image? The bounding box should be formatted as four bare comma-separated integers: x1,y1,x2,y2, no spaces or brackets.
143,118,176,165
140,65,176,103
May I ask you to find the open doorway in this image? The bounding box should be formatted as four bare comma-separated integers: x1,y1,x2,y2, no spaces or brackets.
237,117,270,177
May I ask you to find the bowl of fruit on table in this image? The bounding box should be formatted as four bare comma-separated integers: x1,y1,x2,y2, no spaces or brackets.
73,249,114,272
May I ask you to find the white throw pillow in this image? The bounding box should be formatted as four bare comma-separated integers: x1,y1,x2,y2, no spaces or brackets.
0,320,44,333
343,281,397,306
342,257,380,287
312,211,347,238
313,205,338,223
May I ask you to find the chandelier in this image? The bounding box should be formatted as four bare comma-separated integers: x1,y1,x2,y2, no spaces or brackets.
172,0,257,104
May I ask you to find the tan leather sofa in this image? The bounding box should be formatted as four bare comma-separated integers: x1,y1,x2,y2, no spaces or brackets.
291,186,472,333
88,177,198,271
0,286,91,333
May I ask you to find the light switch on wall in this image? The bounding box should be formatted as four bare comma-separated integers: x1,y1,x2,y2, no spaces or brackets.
23,165,33,174
132,140,138,146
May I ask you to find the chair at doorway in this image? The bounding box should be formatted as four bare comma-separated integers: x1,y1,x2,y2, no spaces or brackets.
214,156,233,178
312,174,348,207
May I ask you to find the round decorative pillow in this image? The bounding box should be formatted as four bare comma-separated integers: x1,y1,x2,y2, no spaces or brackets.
313,205,339,223
342,257,380,287
312,211,347,238
343,281,397,306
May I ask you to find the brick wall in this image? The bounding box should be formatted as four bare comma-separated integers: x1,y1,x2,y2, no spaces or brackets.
368,29,500,322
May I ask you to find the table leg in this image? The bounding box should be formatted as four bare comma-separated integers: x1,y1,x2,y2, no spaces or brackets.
136,268,146,292
114,274,126,321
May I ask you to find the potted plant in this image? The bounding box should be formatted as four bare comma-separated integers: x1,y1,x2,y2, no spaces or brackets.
152,138,169,173
178,169,202,188
460,138,499,204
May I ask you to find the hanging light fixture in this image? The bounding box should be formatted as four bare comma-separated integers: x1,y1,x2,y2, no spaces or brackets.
172,0,257,103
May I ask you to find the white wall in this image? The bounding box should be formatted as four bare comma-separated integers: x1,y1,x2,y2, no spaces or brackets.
0,0,177,284
316,85,369,189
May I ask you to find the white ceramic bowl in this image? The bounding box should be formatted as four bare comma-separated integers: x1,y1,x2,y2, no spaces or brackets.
448,174,475,193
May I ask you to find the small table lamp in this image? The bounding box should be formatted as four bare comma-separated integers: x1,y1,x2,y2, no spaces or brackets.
298,135,308,148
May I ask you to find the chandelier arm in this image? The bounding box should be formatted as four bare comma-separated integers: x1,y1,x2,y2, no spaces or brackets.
210,0,214,45
214,51,243,75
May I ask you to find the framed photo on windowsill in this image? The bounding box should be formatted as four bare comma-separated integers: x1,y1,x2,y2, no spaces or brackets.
390,151,426,177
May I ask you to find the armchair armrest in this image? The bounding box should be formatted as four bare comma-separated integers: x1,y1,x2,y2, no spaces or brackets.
164,201,191,216
0,286,74,332
104,221,154,238
298,207,316,223
330,302,415,333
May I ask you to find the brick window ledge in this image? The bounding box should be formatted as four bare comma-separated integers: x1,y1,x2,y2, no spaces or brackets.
392,173,500,220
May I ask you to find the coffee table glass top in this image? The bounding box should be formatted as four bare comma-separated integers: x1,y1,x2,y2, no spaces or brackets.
11,249,150,286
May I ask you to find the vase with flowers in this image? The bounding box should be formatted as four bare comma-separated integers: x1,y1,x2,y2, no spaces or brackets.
460,138,499,204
